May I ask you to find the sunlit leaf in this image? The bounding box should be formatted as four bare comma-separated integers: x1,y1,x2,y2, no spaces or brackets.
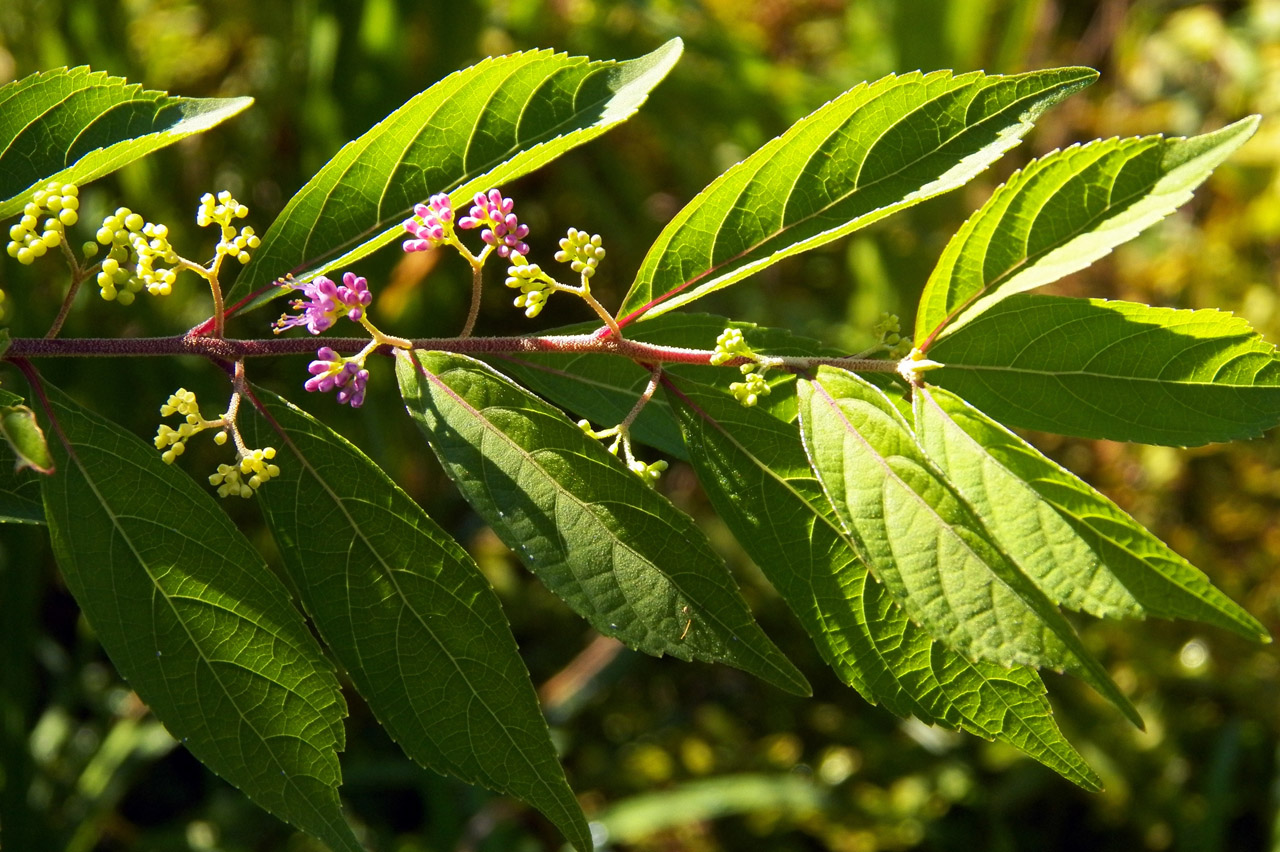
244,390,591,852
0,67,251,218
668,377,1101,789
798,367,1141,726
396,349,810,697
617,67,1097,323
916,385,1269,641
916,118,1258,347
35,381,360,851
230,39,683,310
928,294,1280,446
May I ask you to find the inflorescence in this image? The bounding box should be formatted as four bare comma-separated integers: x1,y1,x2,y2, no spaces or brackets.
153,388,280,499
6,182,78,265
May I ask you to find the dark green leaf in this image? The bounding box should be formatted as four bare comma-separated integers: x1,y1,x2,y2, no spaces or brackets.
916,118,1258,347
244,390,590,852
916,385,1268,640
617,67,1097,323
928,294,1280,446
231,40,682,310
36,381,360,851
396,349,810,697
0,68,251,218
798,367,1141,726
668,377,1101,789
0,464,44,524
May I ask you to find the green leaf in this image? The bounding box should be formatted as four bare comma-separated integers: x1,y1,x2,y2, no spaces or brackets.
35,381,360,852
928,294,1280,446
0,67,251,218
1,403,54,474
797,367,1141,727
916,385,1268,641
667,377,1101,789
0,465,44,524
494,313,839,460
915,118,1259,347
616,67,1097,323
230,40,682,310
243,390,591,852
396,349,810,697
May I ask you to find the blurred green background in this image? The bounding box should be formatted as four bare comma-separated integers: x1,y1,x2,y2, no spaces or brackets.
3,1,1280,850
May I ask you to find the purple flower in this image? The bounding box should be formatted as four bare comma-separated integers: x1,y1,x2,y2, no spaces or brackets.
458,189,529,258
304,347,370,408
403,193,454,252
274,271,373,335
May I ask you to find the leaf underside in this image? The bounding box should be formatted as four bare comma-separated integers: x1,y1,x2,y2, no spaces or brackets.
915,117,1259,346
230,39,682,311
396,348,810,697
915,385,1268,641
928,294,1280,446
0,67,251,218
667,377,1101,790
797,367,1141,727
618,66,1098,323
36,381,360,852
245,390,591,852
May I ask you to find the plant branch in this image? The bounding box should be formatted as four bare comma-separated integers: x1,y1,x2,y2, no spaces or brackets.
0,332,903,374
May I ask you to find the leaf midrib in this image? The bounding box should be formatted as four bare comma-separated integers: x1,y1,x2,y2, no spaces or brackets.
50,415,342,834
412,354,784,675
269,406,565,800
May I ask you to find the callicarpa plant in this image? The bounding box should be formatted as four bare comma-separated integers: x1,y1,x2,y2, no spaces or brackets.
0,38,1274,851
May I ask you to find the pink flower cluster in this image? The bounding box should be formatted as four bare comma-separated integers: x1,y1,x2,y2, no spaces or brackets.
460,189,530,258
273,271,372,335
403,193,454,252
305,347,370,408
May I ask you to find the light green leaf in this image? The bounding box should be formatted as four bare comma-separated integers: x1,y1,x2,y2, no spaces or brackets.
230,40,682,310
396,349,810,697
616,67,1097,323
35,382,360,851
668,377,1101,789
1,403,54,474
927,294,1280,446
798,367,1141,727
916,118,1259,347
243,390,590,852
0,67,251,218
917,385,1268,641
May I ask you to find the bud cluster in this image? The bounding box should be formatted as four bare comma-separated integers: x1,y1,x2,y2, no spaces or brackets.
95,207,178,303
7,182,79,265
711,328,774,407
209,447,281,499
505,254,558,318
154,388,224,464
458,189,529,258
555,228,605,279
305,346,370,408
198,191,260,265
403,193,455,252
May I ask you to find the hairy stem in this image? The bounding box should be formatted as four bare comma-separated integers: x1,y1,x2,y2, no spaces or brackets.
0,332,902,375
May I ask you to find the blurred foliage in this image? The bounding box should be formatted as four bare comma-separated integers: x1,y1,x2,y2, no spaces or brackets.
2,1,1280,850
